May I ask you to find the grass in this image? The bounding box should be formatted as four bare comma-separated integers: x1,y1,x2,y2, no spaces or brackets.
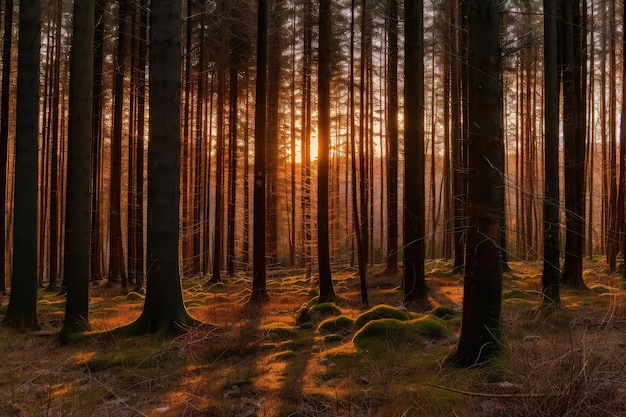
1,260,626,416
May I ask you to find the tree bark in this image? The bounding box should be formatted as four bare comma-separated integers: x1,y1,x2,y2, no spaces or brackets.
61,0,95,338
452,0,504,366
403,0,428,308
3,0,41,329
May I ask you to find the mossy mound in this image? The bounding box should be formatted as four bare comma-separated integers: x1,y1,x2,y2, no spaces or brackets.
264,323,297,341
310,302,342,317
503,289,532,300
590,284,615,294
354,305,411,329
353,315,448,357
316,315,354,334
430,305,455,318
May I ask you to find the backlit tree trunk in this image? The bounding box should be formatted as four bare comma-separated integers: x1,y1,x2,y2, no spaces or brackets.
317,0,336,303
61,0,95,338
452,0,504,366
3,0,41,329
126,0,197,334
403,0,428,308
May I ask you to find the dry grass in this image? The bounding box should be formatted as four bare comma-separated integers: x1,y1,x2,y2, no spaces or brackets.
0,259,625,416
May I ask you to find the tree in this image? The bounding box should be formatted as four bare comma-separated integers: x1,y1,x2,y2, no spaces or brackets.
251,0,270,303
3,0,41,329
541,0,561,305
317,0,336,303
60,0,95,338
559,0,587,289
0,0,13,293
451,0,504,366
90,0,106,281
403,0,428,308
384,0,399,275
125,0,197,334
109,0,129,287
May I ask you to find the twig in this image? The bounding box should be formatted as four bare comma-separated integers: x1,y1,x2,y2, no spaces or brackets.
423,382,558,398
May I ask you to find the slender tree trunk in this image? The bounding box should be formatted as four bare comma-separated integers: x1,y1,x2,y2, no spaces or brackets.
560,0,587,288
90,0,105,281
251,0,269,302
227,23,238,277
384,0,398,274
266,0,282,266
0,0,14,293
211,20,226,284
109,0,128,287
317,0,336,303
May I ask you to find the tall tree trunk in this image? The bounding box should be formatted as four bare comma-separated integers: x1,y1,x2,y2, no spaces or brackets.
403,0,428,308
542,0,561,305
251,0,269,302
266,0,282,266
384,0,398,274
0,0,14,293
317,0,336,303
452,0,504,366
109,0,128,287
126,0,197,334
227,16,238,277
90,0,105,281
47,0,63,291
560,0,587,288
61,0,95,338
211,19,226,284
300,0,312,271
3,0,41,329
350,0,367,306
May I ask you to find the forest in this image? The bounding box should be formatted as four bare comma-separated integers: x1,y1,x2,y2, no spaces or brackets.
0,0,626,416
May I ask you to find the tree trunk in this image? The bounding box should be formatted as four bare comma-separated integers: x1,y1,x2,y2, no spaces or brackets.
542,0,561,305
403,0,428,308
61,0,95,338
0,0,14,293
90,0,105,281
109,0,128,287
3,0,41,329
251,0,269,302
317,0,335,303
452,0,504,366
560,0,587,289
384,0,398,275
126,0,197,334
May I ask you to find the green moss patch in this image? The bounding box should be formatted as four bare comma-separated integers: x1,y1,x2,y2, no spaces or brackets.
353,315,448,357
354,305,411,329
316,315,354,334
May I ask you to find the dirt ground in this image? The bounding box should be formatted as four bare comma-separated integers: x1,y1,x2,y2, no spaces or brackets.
1,258,626,416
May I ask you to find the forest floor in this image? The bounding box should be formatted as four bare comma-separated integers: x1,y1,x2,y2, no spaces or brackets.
1,258,626,417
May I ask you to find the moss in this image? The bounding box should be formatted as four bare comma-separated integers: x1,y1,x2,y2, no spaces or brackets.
430,305,455,318
590,284,614,294
354,305,412,329
322,333,344,343
264,323,297,341
316,315,354,334
310,302,341,317
126,291,145,301
503,289,531,300
353,315,448,357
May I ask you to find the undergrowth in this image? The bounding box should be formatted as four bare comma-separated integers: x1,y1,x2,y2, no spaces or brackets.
0,260,625,416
